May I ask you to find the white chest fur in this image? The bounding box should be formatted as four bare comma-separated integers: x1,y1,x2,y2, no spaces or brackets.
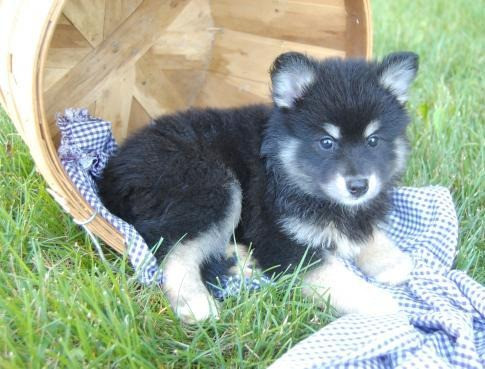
279,216,361,260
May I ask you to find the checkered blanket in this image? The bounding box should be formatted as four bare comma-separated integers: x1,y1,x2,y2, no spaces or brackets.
56,109,484,369
270,189,485,369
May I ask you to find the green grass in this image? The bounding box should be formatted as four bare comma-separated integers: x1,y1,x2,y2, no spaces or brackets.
0,0,484,367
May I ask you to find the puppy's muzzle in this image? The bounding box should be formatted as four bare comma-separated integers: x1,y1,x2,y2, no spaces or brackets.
346,178,369,197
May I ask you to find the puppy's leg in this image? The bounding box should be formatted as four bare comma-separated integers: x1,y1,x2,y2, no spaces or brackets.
162,183,242,323
303,256,400,315
163,241,219,323
226,243,260,278
356,228,414,285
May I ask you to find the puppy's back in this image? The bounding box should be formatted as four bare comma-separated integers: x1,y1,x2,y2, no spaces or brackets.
97,105,270,248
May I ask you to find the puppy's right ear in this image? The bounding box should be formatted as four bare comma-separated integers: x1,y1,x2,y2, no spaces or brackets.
270,52,315,109
378,52,419,104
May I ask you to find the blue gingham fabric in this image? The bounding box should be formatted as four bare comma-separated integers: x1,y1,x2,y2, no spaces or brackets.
57,108,163,284
56,109,484,368
269,190,485,368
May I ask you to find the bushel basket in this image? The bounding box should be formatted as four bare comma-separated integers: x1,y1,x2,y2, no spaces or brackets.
0,0,372,254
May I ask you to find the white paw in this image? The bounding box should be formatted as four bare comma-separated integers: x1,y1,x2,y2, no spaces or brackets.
373,252,414,285
175,296,219,324
173,293,219,324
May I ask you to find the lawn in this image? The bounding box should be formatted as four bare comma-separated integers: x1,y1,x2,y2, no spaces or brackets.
0,0,483,368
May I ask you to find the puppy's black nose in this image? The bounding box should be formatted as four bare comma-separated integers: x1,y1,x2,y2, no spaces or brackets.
346,178,368,197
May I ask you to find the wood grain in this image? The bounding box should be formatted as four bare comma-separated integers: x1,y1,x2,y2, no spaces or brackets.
44,0,190,124
211,0,347,50
63,0,106,47
208,29,346,83
103,0,143,38
95,69,135,142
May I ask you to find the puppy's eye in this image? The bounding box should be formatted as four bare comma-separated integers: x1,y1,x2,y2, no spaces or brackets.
367,136,379,147
319,136,335,150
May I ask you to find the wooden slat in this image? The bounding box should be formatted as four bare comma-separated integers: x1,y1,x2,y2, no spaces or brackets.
345,0,372,58
211,0,347,51
195,72,269,108
150,31,214,70
150,0,214,68
63,0,106,47
133,56,188,117
95,69,135,142
43,68,69,91
133,0,213,116
44,0,190,124
127,96,151,137
164,0,212,31
103,0,143,39
49,17,91,49
45,47,92,69
161,69,209,104
289,0,345,6
96,1,143,142
43,18,93,90
0,0,30,140
56,13,72,25
134,65,209,116
207,29,345,83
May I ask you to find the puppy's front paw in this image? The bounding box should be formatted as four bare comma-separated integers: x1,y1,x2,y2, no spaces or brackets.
357,229,414,286
372,252,414,285
173,293,219,324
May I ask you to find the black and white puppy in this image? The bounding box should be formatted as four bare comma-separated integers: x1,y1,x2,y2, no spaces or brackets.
98,52,418,322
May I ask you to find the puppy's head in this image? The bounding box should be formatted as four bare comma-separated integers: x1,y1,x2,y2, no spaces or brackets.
265,51,419,207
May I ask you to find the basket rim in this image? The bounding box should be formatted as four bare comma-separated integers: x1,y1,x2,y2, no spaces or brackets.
37,0,126,253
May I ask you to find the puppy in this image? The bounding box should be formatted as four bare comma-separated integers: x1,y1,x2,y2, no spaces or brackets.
98,52,418,322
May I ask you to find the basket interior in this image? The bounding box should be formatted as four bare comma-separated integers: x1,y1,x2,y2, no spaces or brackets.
42,0,370,145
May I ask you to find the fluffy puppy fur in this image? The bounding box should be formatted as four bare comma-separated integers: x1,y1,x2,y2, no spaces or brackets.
98,52,419,322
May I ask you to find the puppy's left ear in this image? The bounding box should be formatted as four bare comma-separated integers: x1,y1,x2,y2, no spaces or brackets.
270,52,315,109
378,52,419,104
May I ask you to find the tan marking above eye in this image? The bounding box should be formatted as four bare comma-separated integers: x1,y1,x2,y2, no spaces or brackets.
364,120,380,138
322,123,341,139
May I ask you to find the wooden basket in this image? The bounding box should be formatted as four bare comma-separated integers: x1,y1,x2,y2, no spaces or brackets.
0,0,372,254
